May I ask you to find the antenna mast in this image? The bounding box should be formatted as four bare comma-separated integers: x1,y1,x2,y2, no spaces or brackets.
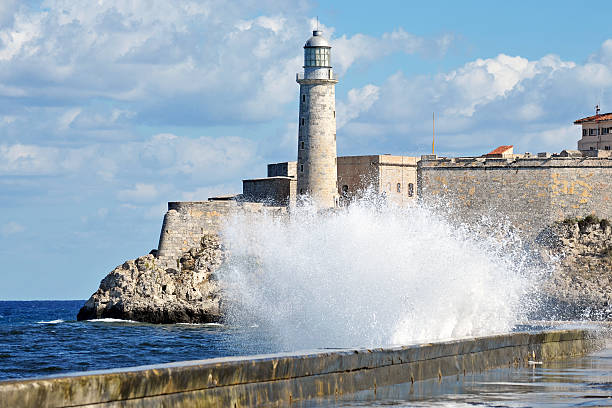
432,112,435,155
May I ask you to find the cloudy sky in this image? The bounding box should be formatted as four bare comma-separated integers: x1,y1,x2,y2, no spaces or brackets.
2,0,612,299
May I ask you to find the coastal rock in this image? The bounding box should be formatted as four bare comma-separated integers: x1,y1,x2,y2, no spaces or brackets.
77,234,224,323
536,216,612,319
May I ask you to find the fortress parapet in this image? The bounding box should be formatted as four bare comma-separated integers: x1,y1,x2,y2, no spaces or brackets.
418,156,612,236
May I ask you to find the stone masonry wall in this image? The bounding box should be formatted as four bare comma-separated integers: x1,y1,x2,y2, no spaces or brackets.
418,157,612,236
267,162,297,178
297,78,338,207
156,201,286,267
378,155,418,205
242,177,296,206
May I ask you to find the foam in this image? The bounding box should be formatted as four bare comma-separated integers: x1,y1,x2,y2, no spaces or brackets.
86,318,139,323
219,197,545,350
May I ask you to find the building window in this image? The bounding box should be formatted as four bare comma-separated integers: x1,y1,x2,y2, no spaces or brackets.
333,111,335,118
396,183,401,193
301,118,305,126
334,133,336,141
342,185,348,193
300,141,304,149
302,95,306,102
300,189,303,194
590,146,595,150
408,183,414,197
300,164,304,172
605,146,611,150
590,129,596,136
583,129,587,136
603,128,610,135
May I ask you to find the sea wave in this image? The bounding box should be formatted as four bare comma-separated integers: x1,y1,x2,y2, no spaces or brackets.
86,318,139,323
36,319,64,324
177,322,224,327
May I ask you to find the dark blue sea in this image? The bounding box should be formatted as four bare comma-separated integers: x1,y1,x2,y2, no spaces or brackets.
0,300,277,381
2,300,611,407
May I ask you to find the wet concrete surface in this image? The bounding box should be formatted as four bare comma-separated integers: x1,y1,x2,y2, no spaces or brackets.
310,341,612,407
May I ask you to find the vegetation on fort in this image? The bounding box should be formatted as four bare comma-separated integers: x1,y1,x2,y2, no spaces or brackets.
561,214,611,232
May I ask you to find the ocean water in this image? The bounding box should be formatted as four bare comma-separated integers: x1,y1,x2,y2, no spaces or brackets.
1,301,611,407
2,199,609,407
0,300,278,381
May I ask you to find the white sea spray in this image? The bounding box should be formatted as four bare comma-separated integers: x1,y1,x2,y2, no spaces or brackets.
218,197,544,350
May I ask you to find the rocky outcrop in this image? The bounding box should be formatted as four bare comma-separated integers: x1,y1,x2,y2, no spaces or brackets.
77,234,224,323
537,216,612,319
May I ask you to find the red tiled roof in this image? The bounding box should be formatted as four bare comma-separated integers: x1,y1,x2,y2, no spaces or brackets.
485,145,513,155
574,113,612,124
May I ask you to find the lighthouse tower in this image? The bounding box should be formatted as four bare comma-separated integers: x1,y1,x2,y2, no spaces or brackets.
296,30,339,208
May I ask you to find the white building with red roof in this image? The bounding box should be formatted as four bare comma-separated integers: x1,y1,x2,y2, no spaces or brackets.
574,107,612,153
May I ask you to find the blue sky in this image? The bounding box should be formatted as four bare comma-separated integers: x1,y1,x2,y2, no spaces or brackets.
1,0,612,300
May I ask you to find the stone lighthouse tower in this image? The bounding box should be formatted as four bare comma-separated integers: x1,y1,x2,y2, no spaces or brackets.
296,30,339,208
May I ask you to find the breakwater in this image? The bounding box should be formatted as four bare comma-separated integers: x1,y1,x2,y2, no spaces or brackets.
0,328,603,407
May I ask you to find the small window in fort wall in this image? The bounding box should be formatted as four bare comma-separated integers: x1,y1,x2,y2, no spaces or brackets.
300,141,304,149
300,164,304,172
397,183,401,193
334,133,336,141
300,188,304,194
301,118,305,126
408,183,414,197
333,111,336,118
302,95,306,102
342,185,348,193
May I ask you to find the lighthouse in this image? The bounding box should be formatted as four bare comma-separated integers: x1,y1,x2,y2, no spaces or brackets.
296,30,339,208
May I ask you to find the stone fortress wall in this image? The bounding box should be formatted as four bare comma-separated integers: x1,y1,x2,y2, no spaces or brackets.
156,201,286,268
155,155,611,267
338,155,418,205
242,162,297,207
418,156,612,236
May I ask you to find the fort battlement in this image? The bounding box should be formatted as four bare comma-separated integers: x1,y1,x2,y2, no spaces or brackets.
156,201,286,267
418,156,612,236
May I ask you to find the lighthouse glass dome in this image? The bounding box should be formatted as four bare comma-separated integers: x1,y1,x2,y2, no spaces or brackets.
304,30,331,68
304,47,330,67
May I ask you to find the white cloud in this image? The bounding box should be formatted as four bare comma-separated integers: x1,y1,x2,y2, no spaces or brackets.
0,132,262,182
337,40,612,155
332,29,454,75
117,183,160,202
0,144,62,175
0,1,453,141
0,0,18,27
336,84,380,129
1,221,25,236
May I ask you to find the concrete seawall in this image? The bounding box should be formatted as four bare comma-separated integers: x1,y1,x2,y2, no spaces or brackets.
0,329,603,407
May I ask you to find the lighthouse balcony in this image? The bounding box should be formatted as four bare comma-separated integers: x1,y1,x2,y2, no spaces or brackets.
296,71,338,83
